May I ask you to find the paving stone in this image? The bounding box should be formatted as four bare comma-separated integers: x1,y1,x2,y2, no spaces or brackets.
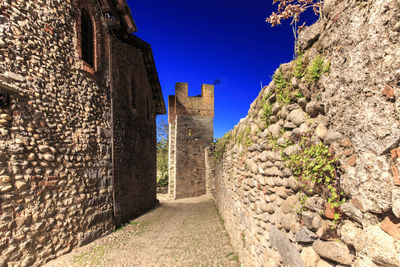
44,196,239,267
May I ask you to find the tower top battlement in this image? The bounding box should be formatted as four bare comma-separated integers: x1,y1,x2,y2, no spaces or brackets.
168,82,214,123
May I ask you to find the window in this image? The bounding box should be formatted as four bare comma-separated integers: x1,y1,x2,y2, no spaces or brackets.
130,78,136,109
81,9,94,67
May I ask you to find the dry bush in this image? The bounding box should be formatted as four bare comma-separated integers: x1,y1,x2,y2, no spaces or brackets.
266,0,323,26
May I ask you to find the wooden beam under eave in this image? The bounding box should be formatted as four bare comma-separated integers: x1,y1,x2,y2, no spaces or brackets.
114,0,137,33
124,15,136,33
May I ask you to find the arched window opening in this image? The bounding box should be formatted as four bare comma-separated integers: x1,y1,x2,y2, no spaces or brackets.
81,9,94,67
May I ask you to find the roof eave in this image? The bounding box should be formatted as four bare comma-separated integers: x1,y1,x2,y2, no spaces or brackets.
115,0,137,33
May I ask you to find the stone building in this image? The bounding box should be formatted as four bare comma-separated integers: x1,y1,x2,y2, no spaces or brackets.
168,83,214,199
0,0,165,265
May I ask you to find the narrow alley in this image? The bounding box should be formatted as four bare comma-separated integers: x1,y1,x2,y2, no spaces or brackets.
43,196,240,267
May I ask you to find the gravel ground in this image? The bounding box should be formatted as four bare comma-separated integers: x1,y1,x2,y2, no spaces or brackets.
44,195,240,267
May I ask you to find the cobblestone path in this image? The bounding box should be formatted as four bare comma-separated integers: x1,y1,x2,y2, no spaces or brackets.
44,195,240,267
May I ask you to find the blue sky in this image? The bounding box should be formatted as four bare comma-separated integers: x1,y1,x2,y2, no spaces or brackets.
127,0,317,138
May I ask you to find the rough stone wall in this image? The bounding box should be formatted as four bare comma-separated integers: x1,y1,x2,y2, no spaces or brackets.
205,147,213,197
0,0,164,266
168,83,214,199
0,0,113,265
206,1,400,266
111,35,158,224
168,121,176,199
175,116,213,199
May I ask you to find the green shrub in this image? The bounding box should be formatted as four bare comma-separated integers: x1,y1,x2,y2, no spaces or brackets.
306,55,330,82
272,67,304,105
260,92,273,125
293,54,306,79
236,130,244,145
157,172,168,187
243,127,252,147
297,194,308,214
235,127,252,147
213,133,231,163
262,100,273,124
276,87,291,105
156,119,169,187
267,134,279,151
283,135,345,225
273,68,288,90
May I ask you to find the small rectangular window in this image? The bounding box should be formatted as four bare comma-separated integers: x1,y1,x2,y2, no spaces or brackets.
81,8,94,67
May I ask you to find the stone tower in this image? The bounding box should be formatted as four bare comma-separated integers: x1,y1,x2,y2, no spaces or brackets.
168,83,214,199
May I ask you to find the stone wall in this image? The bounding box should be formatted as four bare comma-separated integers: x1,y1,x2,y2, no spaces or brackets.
168,121,176,199
0,1,113,265
0,0,164,265
175,116,213,199
206,0,400,266
111,34,158,224
205,147,213,197
168,83,214,199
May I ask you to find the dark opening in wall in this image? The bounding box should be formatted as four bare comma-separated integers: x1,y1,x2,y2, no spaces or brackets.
81,8,94,67
0,92,10,107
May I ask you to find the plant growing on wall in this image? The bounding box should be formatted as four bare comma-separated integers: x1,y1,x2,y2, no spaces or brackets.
259,91,273,125
306,55,330,82
284,132,345,225
266,0,324,56
272,68,303,105
243,127,253,147
293,53,306,78
266,0,324,27
297,194,308,213
273,68,289,90
213,132,232,163
235,126,252,147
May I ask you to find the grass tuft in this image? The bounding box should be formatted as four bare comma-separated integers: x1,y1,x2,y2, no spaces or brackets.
306,55,330,82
